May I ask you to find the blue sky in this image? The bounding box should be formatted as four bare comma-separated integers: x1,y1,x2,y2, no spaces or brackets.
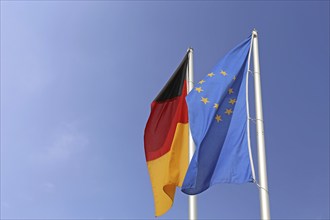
1,1,329,219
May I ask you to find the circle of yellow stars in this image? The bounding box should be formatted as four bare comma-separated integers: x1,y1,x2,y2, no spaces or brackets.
194,69,240,124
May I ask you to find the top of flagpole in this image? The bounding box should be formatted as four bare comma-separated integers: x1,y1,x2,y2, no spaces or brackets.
187,47,194,53
252,28,258,37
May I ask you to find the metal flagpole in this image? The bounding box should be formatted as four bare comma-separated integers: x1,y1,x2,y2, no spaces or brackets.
251,29,271,220
187,48,197,220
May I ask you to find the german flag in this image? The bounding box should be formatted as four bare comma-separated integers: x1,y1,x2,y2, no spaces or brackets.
144,53,189,216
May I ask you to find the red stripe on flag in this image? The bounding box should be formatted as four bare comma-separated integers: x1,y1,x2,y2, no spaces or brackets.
144,82,188,161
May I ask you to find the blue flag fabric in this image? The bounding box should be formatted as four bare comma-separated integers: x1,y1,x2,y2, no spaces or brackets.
182,36,253,195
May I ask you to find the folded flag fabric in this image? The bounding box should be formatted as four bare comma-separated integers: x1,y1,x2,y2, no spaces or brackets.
182,36,253,195
144,53,189,216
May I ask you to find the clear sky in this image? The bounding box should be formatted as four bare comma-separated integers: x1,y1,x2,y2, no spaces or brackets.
1,1,329,219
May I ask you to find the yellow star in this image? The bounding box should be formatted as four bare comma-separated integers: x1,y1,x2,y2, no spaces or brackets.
195,87,203,93
225,108,233,115
213,103,219,109
215,114,222,123
229,98,236,105
228,88,234,94
233,75,236,80
220,70,227,76
198,79,206,84
201,97,209,104
207,72,215,77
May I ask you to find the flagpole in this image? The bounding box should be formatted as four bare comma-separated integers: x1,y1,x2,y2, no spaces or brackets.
187,48,197,220
252,30,271,220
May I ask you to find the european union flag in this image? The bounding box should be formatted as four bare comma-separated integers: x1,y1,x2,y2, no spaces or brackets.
182,36,253,195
